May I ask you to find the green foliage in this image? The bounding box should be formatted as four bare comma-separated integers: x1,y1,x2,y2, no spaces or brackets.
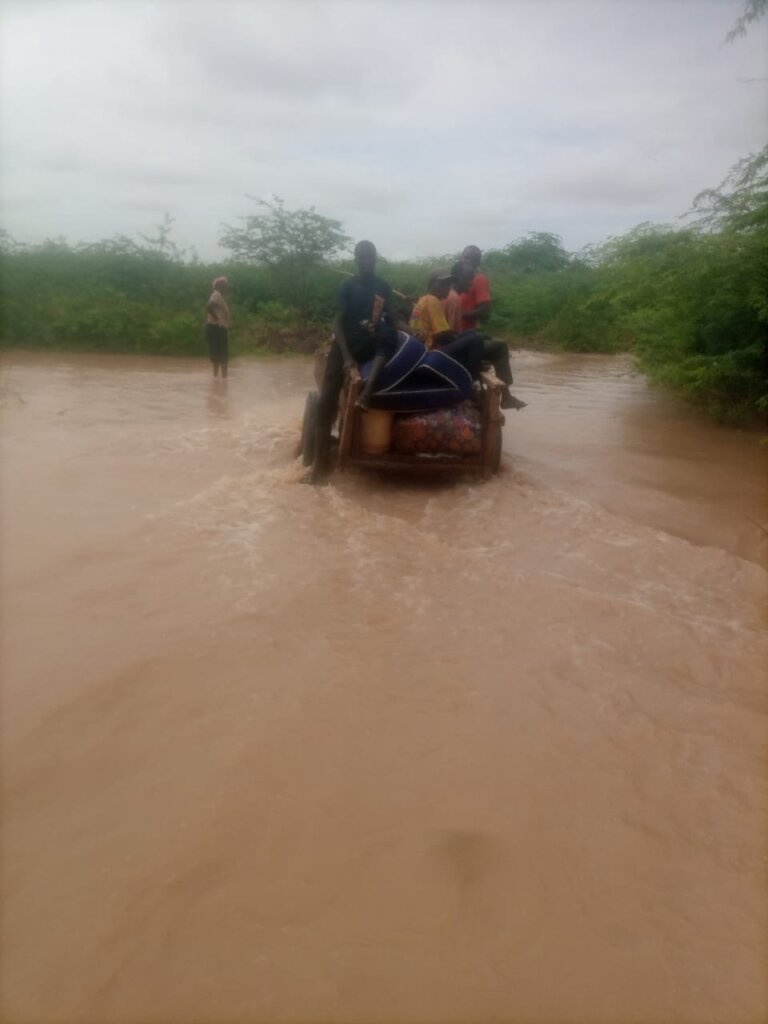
689,145,768,233
615,226,768,422
489,266,591,337
485,232,572,275
219,196,350,316
545,287,625,353
220,195,350,265
0,230,213,354
1,155,766,424
725,0,767,41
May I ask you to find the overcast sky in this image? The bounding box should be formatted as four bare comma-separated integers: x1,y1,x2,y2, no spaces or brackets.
1,0,766,261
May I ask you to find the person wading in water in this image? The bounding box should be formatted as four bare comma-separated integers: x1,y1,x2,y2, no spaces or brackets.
205,276,231,378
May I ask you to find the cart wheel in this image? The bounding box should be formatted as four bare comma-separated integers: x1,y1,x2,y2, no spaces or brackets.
301,391,319,466
491,423,503,474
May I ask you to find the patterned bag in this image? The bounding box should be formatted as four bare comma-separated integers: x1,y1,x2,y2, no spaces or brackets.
391,401,482,455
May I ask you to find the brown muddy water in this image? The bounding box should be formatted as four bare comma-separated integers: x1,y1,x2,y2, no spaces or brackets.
1,350,767,1024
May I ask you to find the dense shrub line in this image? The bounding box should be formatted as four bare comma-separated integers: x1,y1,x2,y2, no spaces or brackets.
1,147,765,423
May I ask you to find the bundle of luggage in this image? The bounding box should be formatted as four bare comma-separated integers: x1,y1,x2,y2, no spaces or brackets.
391,400,482,456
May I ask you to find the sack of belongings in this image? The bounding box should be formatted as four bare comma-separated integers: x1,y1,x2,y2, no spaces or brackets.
391,400,482,455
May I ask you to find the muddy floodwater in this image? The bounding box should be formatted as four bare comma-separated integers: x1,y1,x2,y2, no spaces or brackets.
1,350,767,1024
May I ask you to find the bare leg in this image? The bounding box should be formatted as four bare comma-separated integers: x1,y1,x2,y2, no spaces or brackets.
304,426,331,485
302,341,344,485
482,338,512,386
356,355,386,411
482,338,526,409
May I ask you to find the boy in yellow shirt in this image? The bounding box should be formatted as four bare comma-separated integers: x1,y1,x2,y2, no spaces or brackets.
409,269,484,378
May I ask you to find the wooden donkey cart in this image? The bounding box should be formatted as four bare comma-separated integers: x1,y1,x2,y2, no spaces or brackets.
300,332,506,479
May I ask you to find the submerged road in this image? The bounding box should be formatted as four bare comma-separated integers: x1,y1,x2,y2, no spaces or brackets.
1,349,766,1023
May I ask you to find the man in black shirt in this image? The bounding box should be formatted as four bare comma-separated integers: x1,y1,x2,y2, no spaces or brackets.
305,240,400,484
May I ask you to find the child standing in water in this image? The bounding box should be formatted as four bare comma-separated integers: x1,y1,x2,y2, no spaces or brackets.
205,276,231,378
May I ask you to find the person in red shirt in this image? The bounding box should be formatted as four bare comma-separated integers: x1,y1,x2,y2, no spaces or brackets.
453,254,526,410
409,268,484,378
458,245,491,332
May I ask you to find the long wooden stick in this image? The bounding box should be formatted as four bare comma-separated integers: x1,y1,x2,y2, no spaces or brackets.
337,377,361,469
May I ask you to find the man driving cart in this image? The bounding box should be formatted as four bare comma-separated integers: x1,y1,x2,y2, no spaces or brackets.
304,239,404,485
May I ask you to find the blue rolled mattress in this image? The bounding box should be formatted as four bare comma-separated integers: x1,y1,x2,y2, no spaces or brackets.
360,332,473,413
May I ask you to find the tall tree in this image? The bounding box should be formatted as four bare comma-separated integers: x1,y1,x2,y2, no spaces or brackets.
220,196,349,266
220,196,350,315
139,213,185,261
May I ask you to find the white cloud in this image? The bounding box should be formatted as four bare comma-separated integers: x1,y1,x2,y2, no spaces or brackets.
1,0,766,260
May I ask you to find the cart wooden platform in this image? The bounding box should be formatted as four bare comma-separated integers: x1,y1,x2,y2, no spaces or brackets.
301,356,506,479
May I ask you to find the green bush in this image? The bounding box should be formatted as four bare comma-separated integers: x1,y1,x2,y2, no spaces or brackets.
2,149,766,424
